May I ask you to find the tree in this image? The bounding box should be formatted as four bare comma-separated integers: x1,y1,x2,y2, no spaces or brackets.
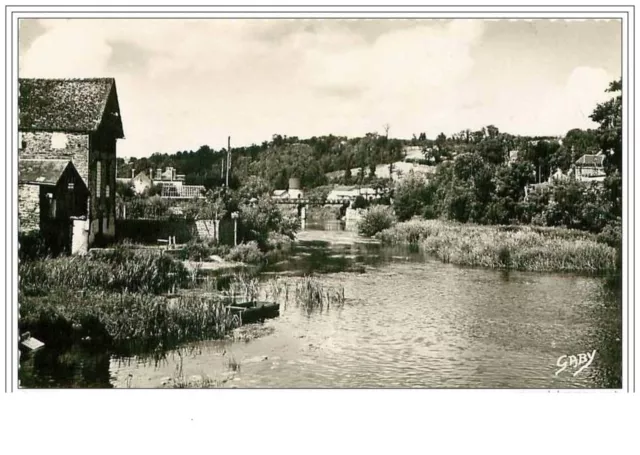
236,175,272,202
393,172,435,221
240,196,300,248
199,188,227,221
116,180,135,200
590,79,622,174
344,166,353,184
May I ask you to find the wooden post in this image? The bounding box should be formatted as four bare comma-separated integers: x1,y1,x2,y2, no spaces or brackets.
231,211,239,246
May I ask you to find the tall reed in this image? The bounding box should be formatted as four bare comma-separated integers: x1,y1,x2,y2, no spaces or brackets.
376,219,617,273
293,276,345,312
20,290,240,352
19,248,191,296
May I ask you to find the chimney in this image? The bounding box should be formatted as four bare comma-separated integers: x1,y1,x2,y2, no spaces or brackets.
157,168,162,181
172,168,176,181
131,169,135,179
149,168,153,180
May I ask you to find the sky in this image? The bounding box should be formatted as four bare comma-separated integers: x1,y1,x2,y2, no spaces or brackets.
19,19,621,158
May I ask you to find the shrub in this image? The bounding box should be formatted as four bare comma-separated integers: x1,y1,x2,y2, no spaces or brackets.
239,197,300,248
597,218,622,249
357,205,397,237
180,239,231,261
19,231,50,261
226,241,264,264
352,195,369,210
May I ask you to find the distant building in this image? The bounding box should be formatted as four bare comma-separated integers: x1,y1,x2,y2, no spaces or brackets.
272,189,304,200
272,177,304,200
18,159,89,254
131,170,153,194
160,181,206,199
117,168,153,195
19,77,124,246
326,186,383,203
118,166,203,198
575,153,606,182
508,150,520,165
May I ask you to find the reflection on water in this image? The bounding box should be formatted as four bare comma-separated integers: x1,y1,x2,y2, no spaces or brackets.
19,221,622,389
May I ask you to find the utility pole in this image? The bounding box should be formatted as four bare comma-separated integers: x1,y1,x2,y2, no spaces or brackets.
538,164,542,183
226,136,231,187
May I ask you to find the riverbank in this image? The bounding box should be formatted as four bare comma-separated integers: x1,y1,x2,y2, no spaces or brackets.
18,244,345,357
375,219,618,273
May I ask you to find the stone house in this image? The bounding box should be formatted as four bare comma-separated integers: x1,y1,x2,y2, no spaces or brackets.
18,159,90,254
131,170,154,194
117,169,154,195
19,78,124,246
575,152,606,182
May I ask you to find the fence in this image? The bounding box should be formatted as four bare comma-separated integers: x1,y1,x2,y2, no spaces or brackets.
115,217,246,246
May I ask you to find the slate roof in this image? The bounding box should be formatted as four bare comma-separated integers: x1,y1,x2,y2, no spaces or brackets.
19,78,124,137
18,159,72,185
575,154,605,167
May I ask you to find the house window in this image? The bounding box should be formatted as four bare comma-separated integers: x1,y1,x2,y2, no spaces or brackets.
68,182,74,190
105,185,110,198
96,161,102,198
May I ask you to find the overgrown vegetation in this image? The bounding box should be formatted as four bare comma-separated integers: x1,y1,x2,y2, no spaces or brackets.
226,241,264,265
357,205,397,237
19,248,191,296
20,291,240,352
377,219,617,273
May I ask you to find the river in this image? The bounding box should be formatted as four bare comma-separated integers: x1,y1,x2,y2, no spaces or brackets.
19,221,622,389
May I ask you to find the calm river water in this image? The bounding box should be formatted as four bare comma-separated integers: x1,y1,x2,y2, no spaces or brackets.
19,221,622,389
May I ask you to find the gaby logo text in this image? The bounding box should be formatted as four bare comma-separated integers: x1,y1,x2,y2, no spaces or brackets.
555,350,597,377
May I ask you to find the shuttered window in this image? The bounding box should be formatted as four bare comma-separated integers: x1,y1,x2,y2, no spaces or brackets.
96,161,102,198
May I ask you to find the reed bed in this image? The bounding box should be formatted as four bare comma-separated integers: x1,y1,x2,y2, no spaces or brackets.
220,272,346,313
19,290,240,352
223,273,261,303
376,219,617,273
19,248,191,296
292,276,346,312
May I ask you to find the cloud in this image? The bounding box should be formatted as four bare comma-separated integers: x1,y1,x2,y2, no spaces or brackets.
19,19,619,157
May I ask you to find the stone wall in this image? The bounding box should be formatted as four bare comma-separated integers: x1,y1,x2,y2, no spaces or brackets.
71,218,89,255
18,184,39,232
20,131,90,183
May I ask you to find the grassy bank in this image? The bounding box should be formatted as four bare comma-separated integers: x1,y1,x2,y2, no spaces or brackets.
19,246,344,355
376,219,618,273
18,249,238,352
